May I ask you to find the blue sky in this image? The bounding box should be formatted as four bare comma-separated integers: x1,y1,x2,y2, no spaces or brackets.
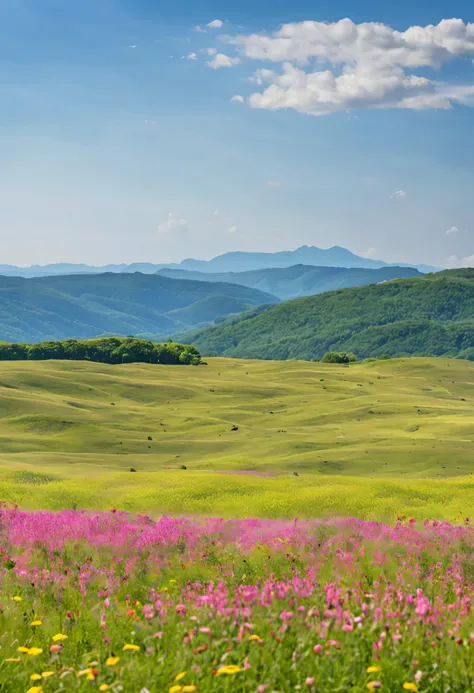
1,0,474,268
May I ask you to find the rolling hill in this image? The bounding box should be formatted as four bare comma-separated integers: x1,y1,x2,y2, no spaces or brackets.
0,357,473,520
180,270,474,361
0,273,278,342
158,264,421,301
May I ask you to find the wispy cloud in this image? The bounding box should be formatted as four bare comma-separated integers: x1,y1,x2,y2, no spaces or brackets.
267,180,281,188
207,19,223,29
231,95,245,104
390,190,407,199
158,213,189,234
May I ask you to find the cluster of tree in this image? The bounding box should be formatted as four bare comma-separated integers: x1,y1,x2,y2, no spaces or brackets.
319,352,358,364
182,270,474,361
0,337,201,365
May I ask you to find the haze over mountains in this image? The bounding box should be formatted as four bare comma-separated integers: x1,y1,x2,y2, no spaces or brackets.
0,245,439,277
0,273,277,343
158,265,421,301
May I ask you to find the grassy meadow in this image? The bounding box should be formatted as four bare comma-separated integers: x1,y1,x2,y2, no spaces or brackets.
0,356,473,521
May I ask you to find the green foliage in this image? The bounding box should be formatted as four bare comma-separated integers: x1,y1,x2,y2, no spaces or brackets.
0,337,201,365
183,270,474,360
321,351,357,363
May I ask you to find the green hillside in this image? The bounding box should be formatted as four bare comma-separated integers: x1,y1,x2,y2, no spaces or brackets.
0,357,473,520
182,270,474,360
167,295,253,326
0,273,278,342
159,264,421,300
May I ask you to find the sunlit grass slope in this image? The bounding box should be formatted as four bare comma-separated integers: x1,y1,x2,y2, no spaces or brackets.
0,357,473,520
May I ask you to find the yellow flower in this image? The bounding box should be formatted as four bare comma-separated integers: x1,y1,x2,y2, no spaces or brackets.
18,647,30,653
30,675,42,681
106,656,120,666
403,685,418,692
31,621,42,627
12,596,22,602
27,648,43,657
216,665,241,676
182,687,197,692
52,634,68,642
77,670,90,678
175,672,187,682
169,687,182,693
41,672,54,679
170,579,177,584
248,634,261,641
123,643,140,652
367,666,381,673
99,686,110,692
27,688,42,693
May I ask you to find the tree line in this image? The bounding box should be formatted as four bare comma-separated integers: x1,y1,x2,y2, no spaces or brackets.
0,337,201,365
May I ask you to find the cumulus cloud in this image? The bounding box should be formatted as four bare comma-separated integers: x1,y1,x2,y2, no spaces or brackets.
158,213,189,234
207,53,241,69
446,254,474,267
446,225,460,234
222,18,474,115
390,190,407,198
231,94,245,104
187,52,197,61
207,19,224,29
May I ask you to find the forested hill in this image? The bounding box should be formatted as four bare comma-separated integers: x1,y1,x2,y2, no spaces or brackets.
180,270,474,361
0,273,278,343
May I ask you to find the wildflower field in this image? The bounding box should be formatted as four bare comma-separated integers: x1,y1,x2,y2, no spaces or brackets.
1,506,473,692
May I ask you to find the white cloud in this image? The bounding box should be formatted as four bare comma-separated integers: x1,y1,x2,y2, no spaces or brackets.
194,25,206,33
445,254,474,267
223,18,474,115
187,52,197,61
229,225,237,233
231,94,245,104
203,48,217,56
207,53,241,69
267,180,281,187
207,19,223,29
366,247,377,258
158,213,189,234
213,209,220,216
446,225,460,234
390,190,407,198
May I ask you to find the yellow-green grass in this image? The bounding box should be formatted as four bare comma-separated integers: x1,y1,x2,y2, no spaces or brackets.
0,356,473,521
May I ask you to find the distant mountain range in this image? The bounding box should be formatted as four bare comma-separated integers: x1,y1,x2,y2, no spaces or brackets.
158,265,422,301
179,269,474,361
0,273,278,343
0,246,440,278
